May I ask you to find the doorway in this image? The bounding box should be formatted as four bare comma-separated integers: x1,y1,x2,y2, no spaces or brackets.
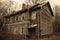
28,26,37,40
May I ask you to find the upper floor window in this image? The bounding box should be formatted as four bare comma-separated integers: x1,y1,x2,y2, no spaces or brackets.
16,16,18,21
15,16,18,22
17,15,21,22
21,14,25,21
7,18,10,23
31,12,36,20
22,16,24,20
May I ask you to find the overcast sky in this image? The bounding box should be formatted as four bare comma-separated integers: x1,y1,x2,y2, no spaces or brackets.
14,0,60,9
48,0,60,7
2,0,60,7
1,0,60,14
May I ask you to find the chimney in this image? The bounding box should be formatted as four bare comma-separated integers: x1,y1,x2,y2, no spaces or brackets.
22,4,27,10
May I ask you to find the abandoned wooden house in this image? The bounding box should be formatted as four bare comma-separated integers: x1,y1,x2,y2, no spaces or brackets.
3,2,54,40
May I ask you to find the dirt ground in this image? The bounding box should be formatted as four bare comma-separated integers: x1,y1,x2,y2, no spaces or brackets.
0,30,60,40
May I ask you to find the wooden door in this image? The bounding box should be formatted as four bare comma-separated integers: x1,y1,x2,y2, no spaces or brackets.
28,28,37,40
30,31,36,40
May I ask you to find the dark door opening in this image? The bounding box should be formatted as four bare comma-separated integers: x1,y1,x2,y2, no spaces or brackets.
28,26,37,40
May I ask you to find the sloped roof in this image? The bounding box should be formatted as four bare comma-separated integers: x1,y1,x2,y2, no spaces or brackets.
4,4,41,17
4,2,54,18
46,2,54,16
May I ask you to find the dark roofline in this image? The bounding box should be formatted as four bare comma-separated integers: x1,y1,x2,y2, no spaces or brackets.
4,2,54,18
4,4,41,18
29,7,41,13
47,2,54,16
4,8,28,18
29,4,40,10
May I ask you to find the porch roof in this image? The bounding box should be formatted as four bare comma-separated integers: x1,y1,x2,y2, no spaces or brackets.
28,24,37,28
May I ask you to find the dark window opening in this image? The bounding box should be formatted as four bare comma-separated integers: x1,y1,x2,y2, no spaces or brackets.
16,16,18,21
22,27,23,33
22,16,24,20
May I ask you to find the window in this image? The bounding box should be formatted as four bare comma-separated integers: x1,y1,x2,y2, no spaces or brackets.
19,27,24,34
16,16,18,21
15,16,18,22
22,27,23,33
13,16,15,23
10,17,13,23
18,15,21,21
6,17,10,23
21,14,25,21
31,12,36,20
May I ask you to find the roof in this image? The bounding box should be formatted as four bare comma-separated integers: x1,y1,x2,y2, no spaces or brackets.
28,24,37,28
4,2,54,18
4,4,41,18
28,24,37,30
37,2,54,16
46,2,54,16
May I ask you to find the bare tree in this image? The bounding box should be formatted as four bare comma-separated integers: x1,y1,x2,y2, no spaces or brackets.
54,5,60,32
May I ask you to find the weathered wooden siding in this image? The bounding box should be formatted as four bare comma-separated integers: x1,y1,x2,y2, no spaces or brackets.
40,4,53,35
4,12,30,35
